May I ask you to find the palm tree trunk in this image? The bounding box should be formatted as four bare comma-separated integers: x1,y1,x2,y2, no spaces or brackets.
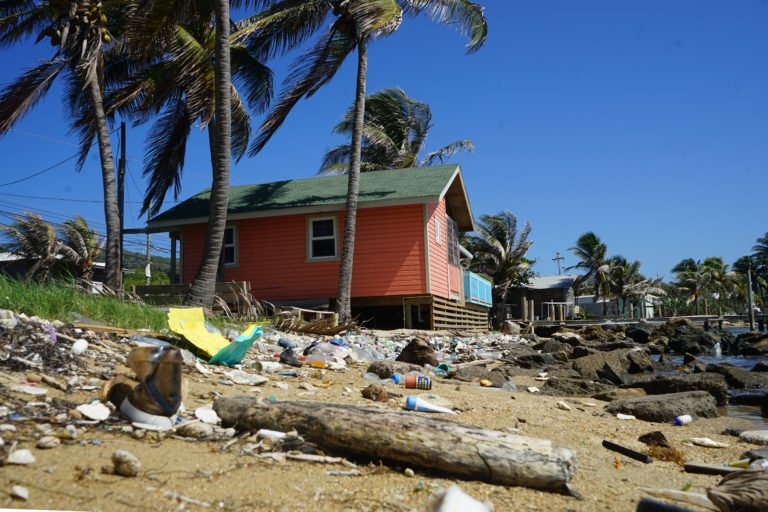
335,37,367,324
185,0,231,308
87,77,121,291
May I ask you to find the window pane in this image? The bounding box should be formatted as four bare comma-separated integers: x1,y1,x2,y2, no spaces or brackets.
223,247,235,264
313,219,334,238
312,239,335,258
223,228,234,245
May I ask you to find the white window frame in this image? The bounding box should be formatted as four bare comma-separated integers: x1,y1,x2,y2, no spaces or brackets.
435,217,442,245
307,216,338,261
222,225,238,267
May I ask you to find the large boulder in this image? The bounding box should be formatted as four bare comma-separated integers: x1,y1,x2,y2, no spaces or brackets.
605,391,718,422
551,331,584,346
631,373,729,406
667,332,721,355
540,378,614,397
533,339,574,357
572,348,654,381
626,325,652,344
725,332,768,356
580,324,626,343
514,353,560,369
706,363,768,390
396,338,438,367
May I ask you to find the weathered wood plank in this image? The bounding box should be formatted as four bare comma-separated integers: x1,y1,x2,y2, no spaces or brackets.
213,398,576,492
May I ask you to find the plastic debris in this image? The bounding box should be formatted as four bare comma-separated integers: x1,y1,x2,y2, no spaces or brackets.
11,485,29,501
7,449,35,465
427,485,491,512
404,396,456,414
687,437,730,449
76,402,111,421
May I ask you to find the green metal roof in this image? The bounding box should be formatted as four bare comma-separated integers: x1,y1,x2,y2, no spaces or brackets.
149,164,462,226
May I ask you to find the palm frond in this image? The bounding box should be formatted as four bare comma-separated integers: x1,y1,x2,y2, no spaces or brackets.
399,0,487,53
0,58,64,134
250,23,356,155
230,85,251,161
420,139,474,166
0,6,50,48
231,44,273,114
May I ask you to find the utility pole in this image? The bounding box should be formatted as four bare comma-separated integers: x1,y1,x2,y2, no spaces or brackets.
145,224,151,286
552,252,564,275
747,260,756,331
117,121,126,291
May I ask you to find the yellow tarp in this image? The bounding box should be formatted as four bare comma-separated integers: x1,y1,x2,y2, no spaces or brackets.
167,307,229,358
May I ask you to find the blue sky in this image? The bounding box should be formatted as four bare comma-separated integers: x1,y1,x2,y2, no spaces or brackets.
0,0,766,278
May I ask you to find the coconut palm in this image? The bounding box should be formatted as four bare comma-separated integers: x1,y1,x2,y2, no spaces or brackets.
567,232,612,315
59,216,103,280
753,232,768,264
609,256,639,317
671,258,713,315
318,87,473,175
463,211,533,325
239,0,487,322
0,0,123,289
1,213,61,280
108,16,273,216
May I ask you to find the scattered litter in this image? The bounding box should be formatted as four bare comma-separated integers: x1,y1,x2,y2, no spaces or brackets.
673,414,693,426
36,436,60,449
602,440,652,464
404,396,456,414
527,386,539,393
273,382,289,390
10,485,29,501
194,407,221,425
8,449,36,465
556,401,572,411
325,469,361,476
71,339,89,356
163,491,212,508
257,429,287,442
687,438,730,449
640,488,718,511
427,485,491,512
226,369,267,386
76,402,111,422
404,468,415,477
616,414,636,420
10,385,47,396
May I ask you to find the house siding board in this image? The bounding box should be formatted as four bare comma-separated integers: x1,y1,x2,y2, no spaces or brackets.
182,205,426,301
449,264,463,300
426,201,449,299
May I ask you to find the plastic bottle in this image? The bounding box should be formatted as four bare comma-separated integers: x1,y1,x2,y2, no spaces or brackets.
672,414,693,426
404,396,456,414
363,372,395,386
404,374,432,390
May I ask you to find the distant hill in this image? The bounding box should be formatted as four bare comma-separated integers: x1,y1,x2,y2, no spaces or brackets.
96,250,171,274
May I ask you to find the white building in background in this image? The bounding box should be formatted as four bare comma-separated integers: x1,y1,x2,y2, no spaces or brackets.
575,294,658,319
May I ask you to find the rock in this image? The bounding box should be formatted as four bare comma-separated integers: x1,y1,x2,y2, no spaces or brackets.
111,450,141,477
638,431,670,448
226,370,268,386
533,339,574,357
361,384,388,402
541,378,613,397
71,339,89,355
626,325,652,344
551,331,584,346
706,363,768,389
76,402,111,421
604,391,718,423
395,338,438,367
0,309,18,329
7,449,35,465
752,362,768,372
177,422,214,439
10,385,47,396
727,332,768,356
600,361,630,385
570,346,598,359
572,349,653,381
592,388,647,402
501,321,521,335
10,485,28,501
36,436,60,449
580,325,625,343
631,373,729,406
366,361,422,379
487,370,509,388
514,353,558,369
739,430,768,446
456,366,493,382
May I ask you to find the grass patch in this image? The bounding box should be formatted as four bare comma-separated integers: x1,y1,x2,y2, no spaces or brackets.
0,276,168,331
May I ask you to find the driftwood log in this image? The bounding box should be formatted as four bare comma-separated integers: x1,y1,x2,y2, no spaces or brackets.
213,397,576,492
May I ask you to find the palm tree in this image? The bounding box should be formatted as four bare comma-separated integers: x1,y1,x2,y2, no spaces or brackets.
107,17,273,216
59,216,103,280
609,256,639,317
0,0,122,289
240,0,487,323
318,87,473,174
753,232,768,265
567,232,612,315
671,258,712,315
463,211,533,326
1,213,61,280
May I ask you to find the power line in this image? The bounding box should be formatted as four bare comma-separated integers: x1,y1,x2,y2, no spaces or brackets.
0,154,79,187
0,191,179,205
10,128,79,148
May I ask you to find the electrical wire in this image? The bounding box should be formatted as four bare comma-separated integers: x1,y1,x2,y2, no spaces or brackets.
0,154,79,187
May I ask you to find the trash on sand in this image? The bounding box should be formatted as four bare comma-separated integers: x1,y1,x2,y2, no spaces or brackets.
683,462,743,476
7,448,35,465
527,386,540,393
639,488,718,511
427,485,491,512
673,414,693,426
194,407,221,425
687,438,730,449
71,338,89,356
616,413,636,420
557,401,572,411
405,374,432,390
107,346,183,430
10,385,47,396
167,307,229,358
602,440,652,464
11,485,29,501
208,323,263,366
225,369,267,386
325,469,362,476
405,396,456,414
257,429,287,442
76,402,111,421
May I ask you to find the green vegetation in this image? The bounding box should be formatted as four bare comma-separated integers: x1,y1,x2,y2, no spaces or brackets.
0,276,167,331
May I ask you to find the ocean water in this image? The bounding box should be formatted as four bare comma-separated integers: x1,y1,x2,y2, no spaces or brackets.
668,327,767,427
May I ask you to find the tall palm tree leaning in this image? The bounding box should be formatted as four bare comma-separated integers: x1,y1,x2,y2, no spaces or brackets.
318,87,473,174
1,212,61,281
566,232,612,316
240,0,487,323
60,215,103,280
462,211,533,327
0,0,122,289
